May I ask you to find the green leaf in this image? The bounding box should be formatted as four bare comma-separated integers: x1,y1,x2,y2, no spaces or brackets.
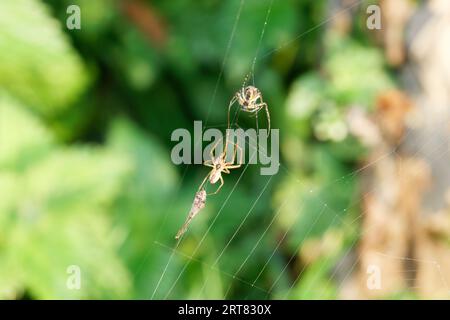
324,34,394,107
0,0,90,116
0,92,53,170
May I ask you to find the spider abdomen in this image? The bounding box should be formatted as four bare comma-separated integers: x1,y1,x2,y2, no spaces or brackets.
210,172,221,184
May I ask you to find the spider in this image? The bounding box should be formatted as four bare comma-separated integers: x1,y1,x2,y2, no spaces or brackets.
198,139,243,195
175,140,242,239
228,85,270,133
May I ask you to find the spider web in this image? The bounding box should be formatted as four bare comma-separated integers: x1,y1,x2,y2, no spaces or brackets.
149,0,249,299
155,122,449,299
149,0,450,300
151,125,450,299
149,0,274,299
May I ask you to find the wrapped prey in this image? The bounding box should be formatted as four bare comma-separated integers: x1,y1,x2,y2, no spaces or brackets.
175,189,207,239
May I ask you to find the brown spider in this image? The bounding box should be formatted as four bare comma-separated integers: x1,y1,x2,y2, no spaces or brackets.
198,140,243,195
228,85,270,132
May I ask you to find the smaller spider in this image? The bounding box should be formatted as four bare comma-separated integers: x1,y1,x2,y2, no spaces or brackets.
199,140,243,195
175,140,242,239
228,85,270,132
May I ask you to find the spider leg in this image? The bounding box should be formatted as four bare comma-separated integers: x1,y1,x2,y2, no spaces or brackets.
208,175,224,195
226,140,237,165
226,96,240,153
208,138,223,161
251,102,270,133
235,108,241,126
227,164,242,169
263,102,270,133
255,110,259,133
198,171,211,192
225,164,241,169
226,142,243,169
247,106,261,113
227,95,238,130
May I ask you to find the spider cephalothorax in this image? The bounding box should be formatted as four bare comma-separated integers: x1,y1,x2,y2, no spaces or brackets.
228,85,270,132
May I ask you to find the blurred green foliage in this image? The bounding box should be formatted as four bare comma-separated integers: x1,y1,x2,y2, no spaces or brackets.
0,0,396,299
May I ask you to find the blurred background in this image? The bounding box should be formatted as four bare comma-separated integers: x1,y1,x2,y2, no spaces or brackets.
1,0,449,299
